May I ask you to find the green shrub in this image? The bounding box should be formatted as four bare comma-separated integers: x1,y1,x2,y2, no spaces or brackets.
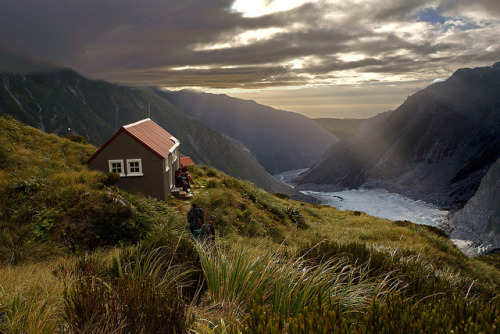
297,240,496,300
245,220,267,238
56,192,150,250
10,176,46,198
61,135,87,144
216,215,232,237
64,246,195,333
64,276,189,333
222,177,239,188
136,234,204,299
286,206,308,229
206,179,219,188
241,293,500,333
242,190,257,203
187,164,204,177
32,207,61,240
393,220,449,238
273,193,290,199
101,172,120,186
268,204,286,219
206,168,218,177
478,252,500,271
0,145,9,168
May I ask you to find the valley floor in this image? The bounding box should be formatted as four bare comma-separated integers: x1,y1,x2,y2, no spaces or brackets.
274,169,494,256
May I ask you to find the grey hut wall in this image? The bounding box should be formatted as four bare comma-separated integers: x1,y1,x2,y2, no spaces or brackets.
88,132,171,200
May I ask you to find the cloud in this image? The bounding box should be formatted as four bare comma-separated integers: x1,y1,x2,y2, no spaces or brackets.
441,0,500,20
0,50,54,73
0,0,498,92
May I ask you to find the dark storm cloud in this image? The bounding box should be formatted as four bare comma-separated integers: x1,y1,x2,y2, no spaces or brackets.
0,50,53,73
0,0,498,88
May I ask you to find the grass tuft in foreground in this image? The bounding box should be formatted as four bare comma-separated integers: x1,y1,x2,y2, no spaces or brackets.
63,245,195,333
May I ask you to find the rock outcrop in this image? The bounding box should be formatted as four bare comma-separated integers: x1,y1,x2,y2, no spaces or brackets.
450,159,500,254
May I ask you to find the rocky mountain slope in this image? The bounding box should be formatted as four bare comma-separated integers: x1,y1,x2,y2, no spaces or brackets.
296,63,500,210
450,159,500,254
0,69,291,194
154,89,338,174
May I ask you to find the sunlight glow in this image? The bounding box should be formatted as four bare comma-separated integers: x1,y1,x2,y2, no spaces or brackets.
231,0,313,18
338,53,366,62
168,65,216,71
193,27,284,51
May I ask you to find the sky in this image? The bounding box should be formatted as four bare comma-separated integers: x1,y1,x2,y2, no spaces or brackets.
0,0,499,118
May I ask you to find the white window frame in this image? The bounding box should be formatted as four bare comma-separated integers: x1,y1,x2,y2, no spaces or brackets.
126,159,143,177
108,159,125,177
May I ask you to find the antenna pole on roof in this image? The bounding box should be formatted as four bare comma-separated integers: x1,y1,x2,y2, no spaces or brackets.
148,102,151,119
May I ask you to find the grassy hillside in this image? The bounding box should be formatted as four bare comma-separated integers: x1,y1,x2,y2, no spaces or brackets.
0,70,290,193
0,117,498,333
313,118,365,139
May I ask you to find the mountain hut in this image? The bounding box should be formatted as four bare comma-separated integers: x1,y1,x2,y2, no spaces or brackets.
86,118,180,200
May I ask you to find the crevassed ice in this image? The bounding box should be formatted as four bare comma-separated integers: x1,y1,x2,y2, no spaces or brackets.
301,188,449,226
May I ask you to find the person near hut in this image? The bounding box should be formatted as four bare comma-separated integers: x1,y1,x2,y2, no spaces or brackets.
176,174,189,192
187,203,205,237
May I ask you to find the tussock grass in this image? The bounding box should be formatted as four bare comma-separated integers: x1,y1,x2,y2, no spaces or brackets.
196,242,394,322
0,258,73,333
0,116,499,333
63,246,194,333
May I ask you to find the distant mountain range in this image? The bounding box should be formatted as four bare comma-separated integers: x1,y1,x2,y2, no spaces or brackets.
0,70,290,193
155,89,338,174
313,118,365,139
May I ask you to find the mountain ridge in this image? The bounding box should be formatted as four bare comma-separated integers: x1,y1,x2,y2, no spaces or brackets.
0,69,291,194
296,62,500,211
154,88,338,174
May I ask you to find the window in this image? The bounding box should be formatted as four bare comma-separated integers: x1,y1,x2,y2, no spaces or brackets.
126,159,143,176
108,160,125,177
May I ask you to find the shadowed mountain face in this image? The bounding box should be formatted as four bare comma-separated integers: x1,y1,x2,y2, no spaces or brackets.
297,63,500,210
0,70,291,194
154,89,338,175
450,159,500,253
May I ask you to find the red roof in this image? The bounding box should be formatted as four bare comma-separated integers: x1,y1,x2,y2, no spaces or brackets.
87,119,179,163
180,156,195,167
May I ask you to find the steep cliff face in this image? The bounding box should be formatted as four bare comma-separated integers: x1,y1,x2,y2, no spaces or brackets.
450,159,500,253
154,89,338,174
297,63,500,209
0,70,292,194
